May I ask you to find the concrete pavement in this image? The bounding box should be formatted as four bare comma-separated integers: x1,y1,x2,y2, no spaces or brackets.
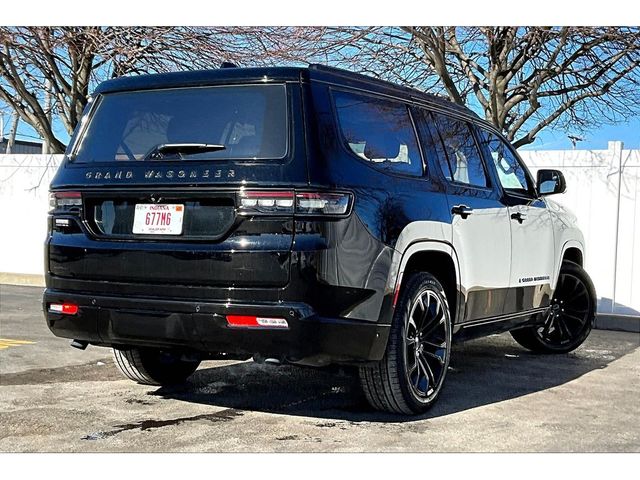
1,284,639,452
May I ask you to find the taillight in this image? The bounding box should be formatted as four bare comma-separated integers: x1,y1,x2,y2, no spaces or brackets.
295,192,351,216
238,190,352,217
49,303,79,315
239,191,294,215
49,191,82,212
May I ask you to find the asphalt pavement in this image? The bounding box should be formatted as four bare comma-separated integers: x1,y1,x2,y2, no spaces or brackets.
1,284,639,452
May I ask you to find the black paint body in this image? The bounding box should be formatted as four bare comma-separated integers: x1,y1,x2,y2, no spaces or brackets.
44,65,550,365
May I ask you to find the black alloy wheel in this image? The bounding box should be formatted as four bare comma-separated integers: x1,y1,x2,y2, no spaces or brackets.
360,272,452,414
511,261,596,354
404,288,450,401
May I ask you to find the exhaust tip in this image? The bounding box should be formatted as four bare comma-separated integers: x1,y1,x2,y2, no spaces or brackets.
70,339,88,350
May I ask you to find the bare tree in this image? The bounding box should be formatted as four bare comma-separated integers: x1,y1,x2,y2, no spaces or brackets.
268,26,640,148
2,27,638,152
0,26,293,153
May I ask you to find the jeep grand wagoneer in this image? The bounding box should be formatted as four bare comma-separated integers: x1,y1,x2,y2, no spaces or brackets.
45,65,595,414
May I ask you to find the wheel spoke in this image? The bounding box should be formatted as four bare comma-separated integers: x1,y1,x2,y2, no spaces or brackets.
422,340,446,350
423,350,445,365
419,354,436,389
415,357,427,390
541,314,554,337
421,309,444,337
406,317,418,341
555,315,572,340
563,311,587,326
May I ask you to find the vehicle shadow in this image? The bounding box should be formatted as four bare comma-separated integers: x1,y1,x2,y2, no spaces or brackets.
152,332,639,423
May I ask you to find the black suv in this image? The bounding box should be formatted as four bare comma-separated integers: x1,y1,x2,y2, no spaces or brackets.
45,65,596,414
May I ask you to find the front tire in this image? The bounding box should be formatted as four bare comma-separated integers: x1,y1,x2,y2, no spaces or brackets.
511,261,596,354
359,272,452,414
112,347,201,386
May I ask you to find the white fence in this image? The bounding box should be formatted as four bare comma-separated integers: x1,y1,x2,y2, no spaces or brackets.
520,142,640,316
1,143,638,316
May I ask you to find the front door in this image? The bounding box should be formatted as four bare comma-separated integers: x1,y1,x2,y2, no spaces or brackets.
476,128,556,313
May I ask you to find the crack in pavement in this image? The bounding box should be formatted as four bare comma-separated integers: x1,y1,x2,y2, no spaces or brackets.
80,408,244,440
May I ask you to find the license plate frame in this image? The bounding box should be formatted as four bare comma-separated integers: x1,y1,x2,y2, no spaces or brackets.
132,204,185,235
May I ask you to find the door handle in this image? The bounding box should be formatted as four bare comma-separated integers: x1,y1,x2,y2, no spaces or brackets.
452,205,473,219
511,212,527,223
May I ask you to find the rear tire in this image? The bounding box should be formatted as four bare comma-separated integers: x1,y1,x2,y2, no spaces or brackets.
112,347,201,386
511,261,596,354
359,272,452,414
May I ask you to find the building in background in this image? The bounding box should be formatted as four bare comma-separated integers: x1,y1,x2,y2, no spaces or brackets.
0,136,43,154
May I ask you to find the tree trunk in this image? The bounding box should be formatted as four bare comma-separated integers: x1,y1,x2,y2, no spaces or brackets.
5,111,18,154
42,79,52,154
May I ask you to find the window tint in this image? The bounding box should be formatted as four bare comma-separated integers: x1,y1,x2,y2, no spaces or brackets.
477,129,531,194
333,91,422,176
73,84,287,163
432,114,488,188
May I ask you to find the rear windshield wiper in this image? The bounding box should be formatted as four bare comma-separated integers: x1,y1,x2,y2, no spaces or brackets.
145,143,227,160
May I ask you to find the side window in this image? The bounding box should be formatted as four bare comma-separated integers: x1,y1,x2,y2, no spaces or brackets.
333,91,423,177
477,129,532,195
432,113,489,188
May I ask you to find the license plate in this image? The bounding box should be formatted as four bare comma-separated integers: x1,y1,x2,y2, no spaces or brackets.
133,204,184,235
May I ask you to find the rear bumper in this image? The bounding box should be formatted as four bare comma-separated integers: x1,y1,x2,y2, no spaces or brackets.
43,289,390,365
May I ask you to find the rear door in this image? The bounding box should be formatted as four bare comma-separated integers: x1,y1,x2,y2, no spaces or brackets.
420,111,512,322
475,128,555,312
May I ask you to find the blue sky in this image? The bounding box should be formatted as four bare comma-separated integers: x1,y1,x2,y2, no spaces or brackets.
3,92,639,153
523,116,640,151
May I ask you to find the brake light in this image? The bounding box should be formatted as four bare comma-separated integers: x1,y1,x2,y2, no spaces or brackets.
226,315,289,329
49,303,79,315
49,191,82,212
238,190,352,216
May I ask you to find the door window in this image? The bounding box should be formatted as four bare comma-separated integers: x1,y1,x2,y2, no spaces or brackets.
477,129,533,196
432,113,489,188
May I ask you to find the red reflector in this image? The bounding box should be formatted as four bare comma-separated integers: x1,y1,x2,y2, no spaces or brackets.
49,303,79,315
226,315,288,329
392,274,404,308
55,191,82,198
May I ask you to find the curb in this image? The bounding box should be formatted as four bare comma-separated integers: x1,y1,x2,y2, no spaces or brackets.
595,314,640,334
0,273,45,287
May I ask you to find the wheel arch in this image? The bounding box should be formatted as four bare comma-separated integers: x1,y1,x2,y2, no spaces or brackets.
562,246,584,267
391,242,462,325
554,240,585,289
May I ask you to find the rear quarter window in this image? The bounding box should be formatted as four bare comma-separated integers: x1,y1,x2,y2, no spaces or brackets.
333,90,423,177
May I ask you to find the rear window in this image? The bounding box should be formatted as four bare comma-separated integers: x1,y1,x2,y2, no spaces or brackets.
72,84,288,163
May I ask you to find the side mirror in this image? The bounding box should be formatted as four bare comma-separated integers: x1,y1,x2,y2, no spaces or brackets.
537,169,566,196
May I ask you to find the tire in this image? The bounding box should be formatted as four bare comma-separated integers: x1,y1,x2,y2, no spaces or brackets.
359,272,452,414
112,347,201,386
511,261,596,354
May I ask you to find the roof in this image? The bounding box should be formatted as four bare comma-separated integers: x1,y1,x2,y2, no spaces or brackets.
93,64,479,122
